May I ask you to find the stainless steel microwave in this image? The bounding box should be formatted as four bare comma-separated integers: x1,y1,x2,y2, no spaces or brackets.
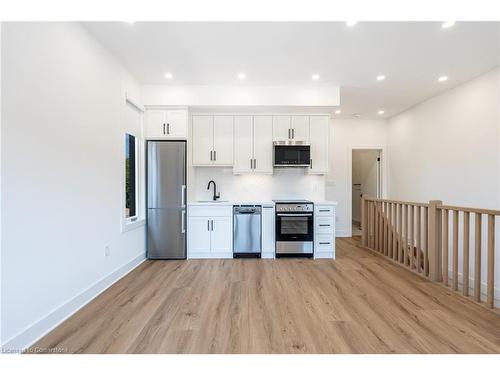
273,142,311,167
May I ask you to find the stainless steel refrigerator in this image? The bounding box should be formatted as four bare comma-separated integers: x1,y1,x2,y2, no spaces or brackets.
147,141,187,259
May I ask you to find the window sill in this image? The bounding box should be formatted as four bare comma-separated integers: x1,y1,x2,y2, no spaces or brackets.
121,218,146,233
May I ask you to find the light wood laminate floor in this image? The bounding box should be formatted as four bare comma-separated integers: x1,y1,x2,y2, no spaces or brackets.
32,237,500,353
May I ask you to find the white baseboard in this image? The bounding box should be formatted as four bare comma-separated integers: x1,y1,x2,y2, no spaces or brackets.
188,252,233,259
446,270,500,307
1,252,146,352
335,230,350,237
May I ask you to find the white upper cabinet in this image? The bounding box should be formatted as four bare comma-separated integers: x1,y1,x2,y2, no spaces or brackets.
233,116,254,173
192,115,233,166
144,109,187,139
308,115,330,174
192,115,214,165
234,115,273,174
272,115,291,141
252,116,273,173
291,116,310,143
213,116,234,166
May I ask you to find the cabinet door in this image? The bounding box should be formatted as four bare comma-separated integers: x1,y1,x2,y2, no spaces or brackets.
253,116,273,173
211,217,233,254
233,116,254,173
144,110,166,138
309,116,329,174
188,217,212,254
165,110,188,138
291,115,310,143
192,115,213,165
272,115,291,141
262,206,275,255
213,115,234,166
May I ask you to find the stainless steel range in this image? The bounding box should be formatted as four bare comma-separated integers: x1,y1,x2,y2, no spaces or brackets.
273,200,314,257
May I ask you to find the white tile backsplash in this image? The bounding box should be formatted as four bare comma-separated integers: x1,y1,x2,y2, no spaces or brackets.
191,167,326,201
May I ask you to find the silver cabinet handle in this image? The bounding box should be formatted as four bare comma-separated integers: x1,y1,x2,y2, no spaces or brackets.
277,213,313,217
250,159,253,169
163,123,166,135
214,150,216,161
319,242,331,245
207,220,210,231
319,224,330,227
254,158,256,169
181,210,186,233
288,128,291,139
310,159,313,169
210,150,213,161
167,123,170,134
211,220,214,231
292,128,295,139
181,185,186,208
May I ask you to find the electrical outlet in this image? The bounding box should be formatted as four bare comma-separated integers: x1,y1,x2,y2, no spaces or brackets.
104,245,110,257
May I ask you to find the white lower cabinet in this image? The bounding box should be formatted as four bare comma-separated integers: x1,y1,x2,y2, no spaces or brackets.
187,205,233,259
314,204,336,259
261,205,275,258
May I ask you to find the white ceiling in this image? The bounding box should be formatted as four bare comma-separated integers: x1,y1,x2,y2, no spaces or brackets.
83,22,500,118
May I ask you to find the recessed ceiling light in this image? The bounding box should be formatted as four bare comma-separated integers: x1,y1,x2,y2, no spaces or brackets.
164,72,173,79
237,73,246,80
312,74,320,81
441,21,456,29
438,75,448,82
346,21,357,27
376,75,386,81
378,110,385,115
352,113,361,118
335,109,342,115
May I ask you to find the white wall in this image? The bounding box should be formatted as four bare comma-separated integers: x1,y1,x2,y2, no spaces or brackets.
326,119,389,236
388,67,500,304
1,22,146,349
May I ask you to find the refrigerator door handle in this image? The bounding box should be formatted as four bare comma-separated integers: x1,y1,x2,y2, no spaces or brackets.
181,210,186,233
211,219,214,231
181,185,186,208
207,220,210,231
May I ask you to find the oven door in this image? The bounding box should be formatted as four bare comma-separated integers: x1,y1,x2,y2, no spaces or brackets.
274,145,310,166
275,212,314,254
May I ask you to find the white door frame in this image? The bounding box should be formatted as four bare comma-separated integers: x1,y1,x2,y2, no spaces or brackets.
347,145,387,237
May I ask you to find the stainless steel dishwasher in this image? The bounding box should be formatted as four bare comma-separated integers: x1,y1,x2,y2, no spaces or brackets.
233,205,262,258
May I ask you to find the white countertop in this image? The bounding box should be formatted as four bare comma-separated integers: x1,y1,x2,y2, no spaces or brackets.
314,200,338,205
188,200,337,206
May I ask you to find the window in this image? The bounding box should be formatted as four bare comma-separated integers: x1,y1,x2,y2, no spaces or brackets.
125,133,137,220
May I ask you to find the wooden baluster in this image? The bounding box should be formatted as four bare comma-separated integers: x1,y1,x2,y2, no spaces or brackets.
374,202,378,251
416,206,421,273
383,202,388,256
392,203,397,260
398,203,403,262
442,209,449,286
403,204,408,266
409,205,414,269
388,203,393,258
423,207,429,276
379,203,383,252
361,196,367,247
474,213,482,302
463,211,470,296
487,214,495,308
452,210,459,291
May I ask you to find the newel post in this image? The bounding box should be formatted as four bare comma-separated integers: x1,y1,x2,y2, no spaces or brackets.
361,195,368,247
428,200,443,282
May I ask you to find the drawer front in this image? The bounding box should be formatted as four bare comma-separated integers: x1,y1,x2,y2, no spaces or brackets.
315,205,334,216
188,205,232,217
315,216,334,234
315,234,334,251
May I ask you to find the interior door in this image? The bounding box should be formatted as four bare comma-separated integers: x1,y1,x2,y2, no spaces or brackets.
272,115,291,141
253,116,273,173
165,110,187,138
291,115,309,142
192,115,213,165
233,116,254,173
213,115,234,165
188,217,211,253
308,116,329,174
144,110,166,138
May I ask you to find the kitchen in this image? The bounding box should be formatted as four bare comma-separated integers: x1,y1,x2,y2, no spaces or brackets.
143,110,337,260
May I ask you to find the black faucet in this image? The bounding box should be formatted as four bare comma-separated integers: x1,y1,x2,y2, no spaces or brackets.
207,180,220,201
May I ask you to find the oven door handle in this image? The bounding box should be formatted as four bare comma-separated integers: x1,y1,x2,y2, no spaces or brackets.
276,213,313,217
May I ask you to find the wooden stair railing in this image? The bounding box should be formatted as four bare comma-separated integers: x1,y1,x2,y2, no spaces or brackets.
361,196,498,309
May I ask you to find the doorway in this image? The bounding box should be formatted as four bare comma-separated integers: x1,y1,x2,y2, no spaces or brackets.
351,149,382,236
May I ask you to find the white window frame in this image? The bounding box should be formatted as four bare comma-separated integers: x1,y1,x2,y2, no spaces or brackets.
122,112,146,232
